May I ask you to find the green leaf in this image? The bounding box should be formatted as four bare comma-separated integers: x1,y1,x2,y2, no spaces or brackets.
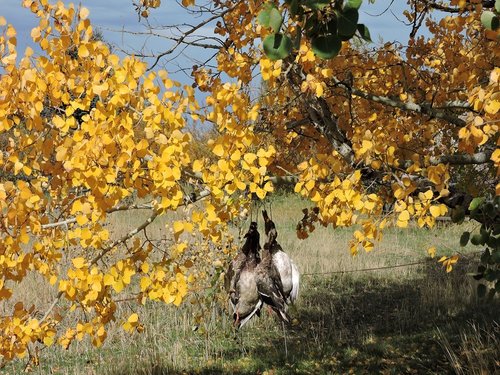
357,23,372,42
345,0,362,10
469,197,485,211
258,3,283,32
460,231,470,247
263,33,293,60
451,206,465,224
471,233,485,246
268,8,283,32
493,222,500,236
290,0,300,17
311,34,342,59
477,283,487,298
483,202,495,218
496,0,500,13
484,269,496,282
257,3,274,26
304,15,319,37
491,249,500,263
486,234,499,249
478,231,489,246
337,8,359,37
481,11,499,30
326,17,338,35
481,248,491,264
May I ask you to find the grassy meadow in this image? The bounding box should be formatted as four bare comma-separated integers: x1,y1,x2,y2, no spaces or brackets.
2,194,499,374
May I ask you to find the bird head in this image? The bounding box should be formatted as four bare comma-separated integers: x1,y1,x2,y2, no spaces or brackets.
242,221,260,256
262,210,277,241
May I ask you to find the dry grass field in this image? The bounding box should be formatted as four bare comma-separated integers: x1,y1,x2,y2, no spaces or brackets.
2,193,499,374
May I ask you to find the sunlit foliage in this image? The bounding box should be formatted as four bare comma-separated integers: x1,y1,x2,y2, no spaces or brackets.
0,0,498,364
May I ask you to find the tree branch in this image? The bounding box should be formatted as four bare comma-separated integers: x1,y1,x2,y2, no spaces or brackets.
424,0,495,13
333,78,468,127
145,1,242,71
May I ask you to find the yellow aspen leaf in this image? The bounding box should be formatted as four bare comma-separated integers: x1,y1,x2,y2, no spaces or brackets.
6,25,16,38
123,268,135,284
173,294,183,307
192,159,203,172
19,231,29,244
396,219,408,228
484,100,499,115
113,279,124,293
76,215,88,225
43,335,55,347
212,144,224,157
315,82,324,97
371,159,382,169
310,191,321,202
140,277,151,291
49,275,58,285
173,221,184,239
423,189,433,200
235,179,246,190
396,210,410,227
183,222,194,232
217,159,229,172
79,7,90,20
363,240,374,252
231,149,241,161
263,181,274,192
364,200,375,211
297,161,308,171
427,247,436,258
78,44,89,58
81,228,92,240
14,160,23,175
429,205,442,218
205,204,218,222
72,257,86,269
103,273,115,286
243,153,257,164
256,187,266,199
258,157,269,167
294,181,303,193
305,179,315,191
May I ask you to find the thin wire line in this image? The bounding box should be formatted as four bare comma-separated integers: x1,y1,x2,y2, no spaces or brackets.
301,260,429,276
301,250,483,277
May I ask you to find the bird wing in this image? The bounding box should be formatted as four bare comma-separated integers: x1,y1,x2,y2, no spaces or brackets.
256,267,290,323
289,260,300,304
237,299,263,329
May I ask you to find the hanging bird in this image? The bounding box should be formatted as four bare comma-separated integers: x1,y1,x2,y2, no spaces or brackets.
228,222,263,329
226,222,261,304
255,237,290,324
262,210,300,305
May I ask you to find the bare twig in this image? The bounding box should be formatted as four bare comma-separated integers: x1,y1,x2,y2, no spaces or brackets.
145,1,242,71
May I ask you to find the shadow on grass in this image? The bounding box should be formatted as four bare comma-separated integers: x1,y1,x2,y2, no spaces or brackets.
110,261,499,375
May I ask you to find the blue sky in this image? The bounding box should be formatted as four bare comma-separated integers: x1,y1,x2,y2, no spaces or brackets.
0,0,418,83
